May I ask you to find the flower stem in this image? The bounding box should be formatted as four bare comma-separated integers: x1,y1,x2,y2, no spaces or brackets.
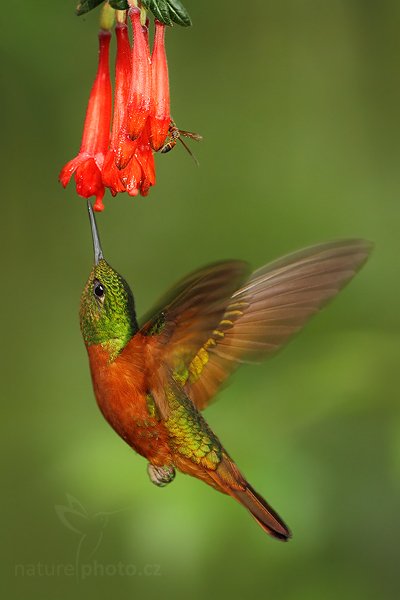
99,2,115,32
116,10,127,24
140,5,147,26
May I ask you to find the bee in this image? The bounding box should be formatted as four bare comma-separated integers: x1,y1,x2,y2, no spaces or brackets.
160,120,203,165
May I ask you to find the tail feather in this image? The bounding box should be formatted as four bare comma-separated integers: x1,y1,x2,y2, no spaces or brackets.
207,455,291,540
232,484,291,541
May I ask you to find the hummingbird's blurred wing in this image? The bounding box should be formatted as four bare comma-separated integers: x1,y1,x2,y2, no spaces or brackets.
140,260,250,360
182,239,372,410
139,261,251,419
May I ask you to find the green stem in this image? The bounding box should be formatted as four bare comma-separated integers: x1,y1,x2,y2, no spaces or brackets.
99,1,115,31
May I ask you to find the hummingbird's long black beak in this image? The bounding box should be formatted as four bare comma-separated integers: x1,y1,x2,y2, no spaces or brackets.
87,201,103,265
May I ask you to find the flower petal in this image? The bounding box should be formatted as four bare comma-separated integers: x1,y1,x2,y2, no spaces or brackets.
125,8,152,140
74,158,105,211
150,21,170,151
59,154,87,187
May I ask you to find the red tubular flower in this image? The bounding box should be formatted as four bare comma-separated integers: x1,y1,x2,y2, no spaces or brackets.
149,21,170,151
60,7,190,209
125,8,151,141
102,15,155,199
102,21,133,194
59,30,112,211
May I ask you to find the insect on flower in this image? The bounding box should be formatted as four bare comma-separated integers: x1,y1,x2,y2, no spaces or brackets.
160,120,203,164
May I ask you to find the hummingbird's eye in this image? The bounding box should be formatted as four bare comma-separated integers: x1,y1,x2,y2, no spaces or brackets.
93,280,105,300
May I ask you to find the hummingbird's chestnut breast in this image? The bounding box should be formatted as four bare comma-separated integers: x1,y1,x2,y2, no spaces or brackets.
86,340,172,465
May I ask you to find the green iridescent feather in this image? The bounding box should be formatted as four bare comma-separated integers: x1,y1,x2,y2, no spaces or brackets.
80,259,138,359
164,384,221,469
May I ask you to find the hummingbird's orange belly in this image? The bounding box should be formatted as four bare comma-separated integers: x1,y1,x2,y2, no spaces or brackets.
94,384,172,464
87,344,172,464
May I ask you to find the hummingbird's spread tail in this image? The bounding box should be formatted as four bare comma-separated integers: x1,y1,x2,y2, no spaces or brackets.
232,484,291,541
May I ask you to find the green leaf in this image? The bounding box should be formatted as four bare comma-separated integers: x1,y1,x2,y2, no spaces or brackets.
144,0,191,27
154,1,173,26
144,0,173,26
76,0,104,16
109,0,129,9
76,0,192,27
166,0,192,26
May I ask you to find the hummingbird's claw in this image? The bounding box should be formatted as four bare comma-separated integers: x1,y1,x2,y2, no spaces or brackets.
147,463,176,487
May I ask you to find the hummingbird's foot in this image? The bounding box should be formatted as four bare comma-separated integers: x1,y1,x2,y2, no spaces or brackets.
147,464,176,487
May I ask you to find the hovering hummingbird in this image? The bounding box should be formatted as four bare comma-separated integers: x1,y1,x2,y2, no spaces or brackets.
80,202,371,541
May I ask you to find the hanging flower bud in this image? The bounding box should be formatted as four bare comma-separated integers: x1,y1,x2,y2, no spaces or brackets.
125,8,151,141
149,21,170,151
59,30,112,211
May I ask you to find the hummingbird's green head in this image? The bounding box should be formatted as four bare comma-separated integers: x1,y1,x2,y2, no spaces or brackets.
80,203,138,358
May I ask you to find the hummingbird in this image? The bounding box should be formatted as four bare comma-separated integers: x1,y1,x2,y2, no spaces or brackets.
80,201,371,541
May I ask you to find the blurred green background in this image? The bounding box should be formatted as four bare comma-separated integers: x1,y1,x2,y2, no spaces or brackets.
2,1,400,598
